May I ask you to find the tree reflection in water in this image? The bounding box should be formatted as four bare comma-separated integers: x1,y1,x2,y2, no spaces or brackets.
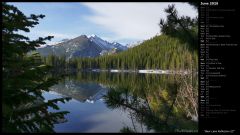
45,71,198,133
102,74,198,133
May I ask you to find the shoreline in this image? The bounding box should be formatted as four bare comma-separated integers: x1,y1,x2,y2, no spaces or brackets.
91,69,191,75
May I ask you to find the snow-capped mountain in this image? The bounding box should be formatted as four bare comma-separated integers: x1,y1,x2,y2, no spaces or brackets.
88,34,128,51
88,34,111,50
36,35,127,59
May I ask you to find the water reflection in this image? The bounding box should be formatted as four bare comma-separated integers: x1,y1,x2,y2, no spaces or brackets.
49,80,108,103
46,72,198,133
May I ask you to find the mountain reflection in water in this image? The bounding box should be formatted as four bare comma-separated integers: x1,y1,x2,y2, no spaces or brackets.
45,71,198,133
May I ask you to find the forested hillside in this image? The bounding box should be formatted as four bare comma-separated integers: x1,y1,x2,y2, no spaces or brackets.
80,35,197,70
43,34,198,71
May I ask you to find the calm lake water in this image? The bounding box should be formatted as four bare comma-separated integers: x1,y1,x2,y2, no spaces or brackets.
43,71,198,133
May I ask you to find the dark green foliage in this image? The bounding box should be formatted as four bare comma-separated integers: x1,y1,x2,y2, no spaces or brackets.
159,4,198,51
103,89,125,109
2,3,71,132
120,126,135,133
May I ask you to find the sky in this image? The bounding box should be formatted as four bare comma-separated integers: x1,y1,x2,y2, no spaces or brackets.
10,2,198,45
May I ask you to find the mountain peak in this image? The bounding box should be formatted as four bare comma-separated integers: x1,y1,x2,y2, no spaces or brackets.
37,34,128,59
87,34,97,38
74,35,88,39
81,35,88,38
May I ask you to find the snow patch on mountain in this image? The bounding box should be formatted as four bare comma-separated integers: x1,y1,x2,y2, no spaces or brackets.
88,34,128,51
89,35,114,50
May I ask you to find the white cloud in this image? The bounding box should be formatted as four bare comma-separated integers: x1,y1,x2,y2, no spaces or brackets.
20,30,78,40
34,31,78,39
37,31,78,44
82,2,197,41
20,30,78,44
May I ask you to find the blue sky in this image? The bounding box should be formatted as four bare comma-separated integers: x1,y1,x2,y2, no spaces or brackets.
10,2,197,45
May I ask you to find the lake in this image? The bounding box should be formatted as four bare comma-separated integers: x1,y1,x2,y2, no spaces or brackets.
44,71,198,133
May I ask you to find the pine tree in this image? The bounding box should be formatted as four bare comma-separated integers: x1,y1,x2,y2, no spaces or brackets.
159,4,198,51
2,3,71,132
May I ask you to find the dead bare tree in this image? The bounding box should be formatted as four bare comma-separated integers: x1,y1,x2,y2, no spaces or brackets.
175,74,198,121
